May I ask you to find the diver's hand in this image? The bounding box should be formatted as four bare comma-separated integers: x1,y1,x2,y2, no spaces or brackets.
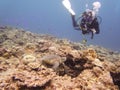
91,28,96,34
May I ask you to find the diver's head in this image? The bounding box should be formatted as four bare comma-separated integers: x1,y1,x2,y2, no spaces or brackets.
92,1,101,14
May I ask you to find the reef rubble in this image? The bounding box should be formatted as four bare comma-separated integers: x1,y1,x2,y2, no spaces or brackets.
0,27,120,90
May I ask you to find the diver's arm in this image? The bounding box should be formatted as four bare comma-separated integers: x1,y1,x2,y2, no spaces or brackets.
71,14,80,30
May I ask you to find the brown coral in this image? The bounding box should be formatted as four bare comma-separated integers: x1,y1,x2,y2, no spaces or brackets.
12,68,55,88
0,28,119,90
83,48,98,61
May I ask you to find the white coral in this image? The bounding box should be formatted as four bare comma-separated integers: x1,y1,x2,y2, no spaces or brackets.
22,54,36,64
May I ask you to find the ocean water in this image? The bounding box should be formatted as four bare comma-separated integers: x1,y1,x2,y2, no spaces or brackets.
0,0,120,51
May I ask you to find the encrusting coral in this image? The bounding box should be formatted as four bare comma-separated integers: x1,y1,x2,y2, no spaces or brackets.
0,27,120,90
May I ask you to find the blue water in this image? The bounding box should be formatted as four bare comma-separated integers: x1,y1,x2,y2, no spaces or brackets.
0,0,120,51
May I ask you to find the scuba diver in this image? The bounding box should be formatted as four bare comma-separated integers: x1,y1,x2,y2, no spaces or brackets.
71,9,100,39
62,0,101,39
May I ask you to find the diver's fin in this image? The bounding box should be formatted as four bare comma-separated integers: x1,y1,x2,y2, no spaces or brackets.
62,0,71,10
82,39,87,45
62,0,75,15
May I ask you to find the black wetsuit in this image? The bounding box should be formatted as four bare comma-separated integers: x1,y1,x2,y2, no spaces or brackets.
71,12,100,39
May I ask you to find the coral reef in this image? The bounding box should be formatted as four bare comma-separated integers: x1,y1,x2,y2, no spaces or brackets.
0,27,120,90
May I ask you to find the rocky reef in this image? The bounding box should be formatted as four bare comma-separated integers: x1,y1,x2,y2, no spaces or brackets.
0,26,120,90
